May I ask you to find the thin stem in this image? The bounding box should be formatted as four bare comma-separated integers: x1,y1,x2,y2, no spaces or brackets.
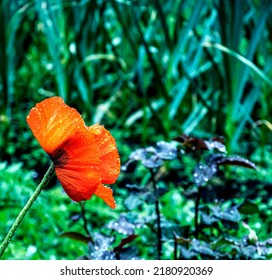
173,232,178,260
80,202,94,244
194,187,202,239
151,169,162,260
0,163,55,258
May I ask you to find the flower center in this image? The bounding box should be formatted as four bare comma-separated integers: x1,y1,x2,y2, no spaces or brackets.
50,148,69,167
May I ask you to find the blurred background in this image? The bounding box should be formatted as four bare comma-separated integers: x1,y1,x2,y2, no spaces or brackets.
0,0,271,260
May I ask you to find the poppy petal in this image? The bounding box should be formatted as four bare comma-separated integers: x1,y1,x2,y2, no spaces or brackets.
53,130,102,201
89,124,120,184
55,166,100,201
26,97,84,154
94,183,116,209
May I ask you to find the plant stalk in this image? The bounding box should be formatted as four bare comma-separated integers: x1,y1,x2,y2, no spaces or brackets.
80,202,94,244
151,169,162,260
0,163,55,258
194,186,202,239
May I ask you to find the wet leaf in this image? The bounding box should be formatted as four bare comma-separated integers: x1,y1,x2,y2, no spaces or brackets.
124,183,157,207
156,141,178,160
70,214,81,221
124,194,142,210
191,239,219,257
106,214,137,235
60,232,93,244
206,154,256,170
201,212,218,225
142,156,164,169
124,141,178,169
240,245,256,258
212,206,241,223
174,134,226,152
264,238,272,246
193,163,217,186
118,247,140,260
180,247,197,259
89,233,115,260
125,184,144,192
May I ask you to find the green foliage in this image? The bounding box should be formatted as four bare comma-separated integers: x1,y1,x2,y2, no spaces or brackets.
0,162,118,259
0,0,271,260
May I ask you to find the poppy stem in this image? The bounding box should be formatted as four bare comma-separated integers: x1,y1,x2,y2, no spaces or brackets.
0,163,55,259
80,202,94,244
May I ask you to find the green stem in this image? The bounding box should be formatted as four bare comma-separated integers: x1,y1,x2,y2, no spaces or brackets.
79,202,94,244
150,169,162,260
0,163,55,258
194,186,202,239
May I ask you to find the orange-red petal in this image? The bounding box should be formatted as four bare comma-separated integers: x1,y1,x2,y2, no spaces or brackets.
26,97,84,154
53,130,101,201
89,124,121,184
94,183,116,209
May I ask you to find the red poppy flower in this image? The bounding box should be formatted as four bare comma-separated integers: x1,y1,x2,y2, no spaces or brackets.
26,96,120,208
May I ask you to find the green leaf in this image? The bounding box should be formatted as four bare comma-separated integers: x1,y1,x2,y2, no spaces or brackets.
238,200,259,215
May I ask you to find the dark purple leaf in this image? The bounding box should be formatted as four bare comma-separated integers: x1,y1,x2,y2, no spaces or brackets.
117,247,140,260
60,231,92,244
173,234,191,244
206,154,256,170
113,234,139,253
174,134,226,152
216,156,256,169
